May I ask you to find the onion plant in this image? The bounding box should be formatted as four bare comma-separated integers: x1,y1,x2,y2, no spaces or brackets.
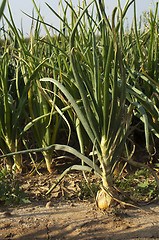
37,0,135,208
1,2,67,173
1,0,158,208
0,33,28,171
1,4,30,172
124,2,159,153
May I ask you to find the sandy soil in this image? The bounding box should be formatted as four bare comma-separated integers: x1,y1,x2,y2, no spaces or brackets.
0,170,159,240
0,201,159,240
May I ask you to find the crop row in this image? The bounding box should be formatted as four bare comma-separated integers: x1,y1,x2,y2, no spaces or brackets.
0,0,158,207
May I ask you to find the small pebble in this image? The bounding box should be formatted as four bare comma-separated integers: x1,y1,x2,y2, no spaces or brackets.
46,201,53,208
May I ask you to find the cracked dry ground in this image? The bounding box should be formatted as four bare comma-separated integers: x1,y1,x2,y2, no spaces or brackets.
0,172,159,240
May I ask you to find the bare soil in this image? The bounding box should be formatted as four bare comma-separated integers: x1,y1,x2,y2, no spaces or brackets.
0,169,159,240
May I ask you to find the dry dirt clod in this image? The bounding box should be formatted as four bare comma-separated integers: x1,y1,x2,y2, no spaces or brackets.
69,203,75,207
46,201,54,208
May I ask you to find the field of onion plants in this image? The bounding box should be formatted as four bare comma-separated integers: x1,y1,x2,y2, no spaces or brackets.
0,0,159,209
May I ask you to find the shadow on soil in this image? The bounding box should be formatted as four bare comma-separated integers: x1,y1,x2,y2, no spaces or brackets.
4,214,159,240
